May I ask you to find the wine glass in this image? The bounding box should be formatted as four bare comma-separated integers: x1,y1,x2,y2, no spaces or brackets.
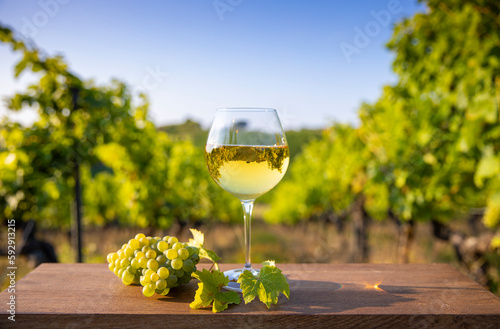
205,108,289,291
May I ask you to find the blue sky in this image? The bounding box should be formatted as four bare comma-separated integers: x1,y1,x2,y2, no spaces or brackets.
0,0,425,129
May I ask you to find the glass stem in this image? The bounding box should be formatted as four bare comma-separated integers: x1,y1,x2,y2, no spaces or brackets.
241,200,254,271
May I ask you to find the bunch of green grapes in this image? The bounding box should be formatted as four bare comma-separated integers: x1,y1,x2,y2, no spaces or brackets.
107,233,200,297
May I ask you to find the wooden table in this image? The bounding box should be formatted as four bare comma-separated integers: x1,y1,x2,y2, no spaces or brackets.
1,263,499,328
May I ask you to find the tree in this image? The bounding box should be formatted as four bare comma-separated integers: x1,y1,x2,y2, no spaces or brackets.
0,25,241,262
367,0,500,286
266,0,500,289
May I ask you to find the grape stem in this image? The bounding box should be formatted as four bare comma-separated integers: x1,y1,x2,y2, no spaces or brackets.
209,261,219,272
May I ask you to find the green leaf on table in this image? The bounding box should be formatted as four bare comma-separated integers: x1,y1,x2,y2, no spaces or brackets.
262,260,275,267
190,269,241,313
238,262,290,308
199,248,222,263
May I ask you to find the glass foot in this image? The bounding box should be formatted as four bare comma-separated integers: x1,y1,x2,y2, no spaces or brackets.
223,268,259,292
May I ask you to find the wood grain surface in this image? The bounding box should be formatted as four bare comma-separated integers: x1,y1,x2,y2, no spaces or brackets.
1,263,499,328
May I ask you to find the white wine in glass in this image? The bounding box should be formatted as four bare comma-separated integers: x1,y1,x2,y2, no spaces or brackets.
205,108,289,291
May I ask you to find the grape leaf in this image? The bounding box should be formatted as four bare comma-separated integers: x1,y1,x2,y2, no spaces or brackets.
238,262,290,308
199,248,222,264
189,228,204,247
188,229,221,264
262,260,275,267
190,269,240,313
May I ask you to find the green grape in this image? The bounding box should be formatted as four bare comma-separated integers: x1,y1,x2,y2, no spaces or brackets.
147,259,159,272
113,267,120,276
139,237,149,247
168,236,178,245
128,238,140,250
178,248,189,260
154,236,162,241
138,256,148,268
156,255,167,265
172,242,183,251
189,254,200,263
144,269,154,277
157,241,168,252
156,279,167,291
179,274,191,285
160,288,170,296
120,258,130,268
157,267,169,280
186,246,195,257
117,250,124,259
142,284,155,297
171,258,183,270
182,259,194,272
126,266,136,275
150,272,160,282
149,238,157,245
135,233,146,240
146,250,157,259
131,258,140,269
117,268,124,278
167,274,178,287
108,263,115,271
122,270,134,285
150,243,158,252
141,246,151,253
166,260,172,267
142,275,152,284
163,235,171,242
166,249,178,260
135,251,145,260
175,269,184,278
122,244,128,250
124,247,134,257
114,258,121,267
